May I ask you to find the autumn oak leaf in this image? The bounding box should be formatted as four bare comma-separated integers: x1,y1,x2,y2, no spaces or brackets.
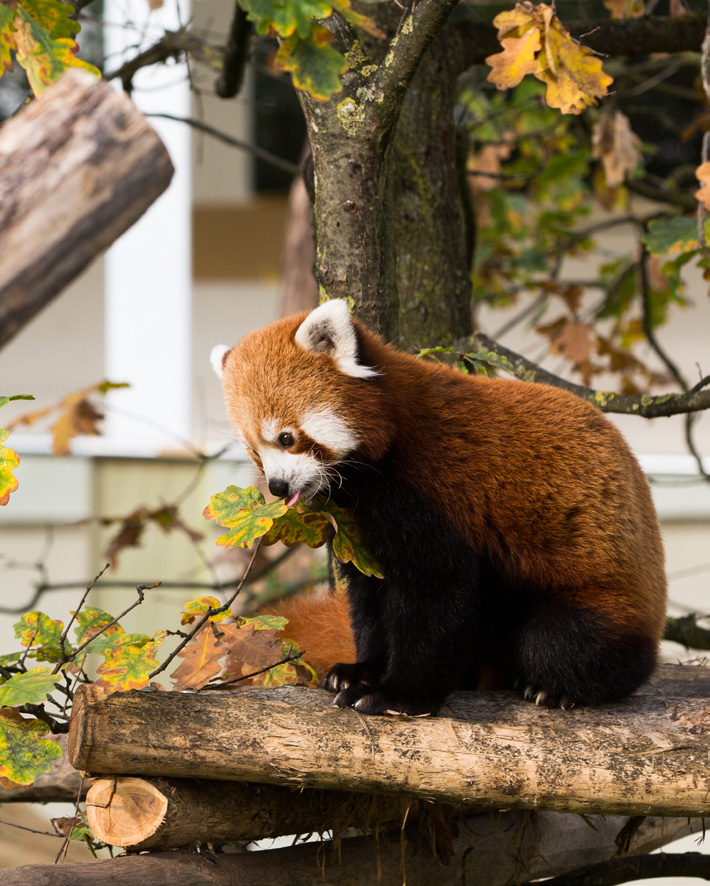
0,708,63,787
0,668,62,707
181,596,231,625
486,19,541,89
171,624,225,690
95,633,166,693
0,429,19,506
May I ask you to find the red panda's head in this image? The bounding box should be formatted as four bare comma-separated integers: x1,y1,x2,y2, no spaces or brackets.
212,300,395,503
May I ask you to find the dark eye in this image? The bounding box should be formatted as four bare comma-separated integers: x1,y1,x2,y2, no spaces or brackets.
279,431,295,449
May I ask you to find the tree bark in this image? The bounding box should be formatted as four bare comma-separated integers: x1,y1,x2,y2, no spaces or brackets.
85,775,410,849
3,813,703,886
0,69,173,350
69,663,710,817
296,0,461,339
391,28,472,347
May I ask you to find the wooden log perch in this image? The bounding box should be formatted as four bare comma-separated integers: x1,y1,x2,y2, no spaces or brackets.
0,70,174,348
69,663,710,817
85,775,410,849
3,811,704,886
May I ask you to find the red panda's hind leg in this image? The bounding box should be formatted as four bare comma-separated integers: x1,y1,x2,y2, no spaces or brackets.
511,598,658,709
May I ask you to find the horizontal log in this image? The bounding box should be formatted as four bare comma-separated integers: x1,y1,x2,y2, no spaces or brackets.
69,663,710,816
86,775,409,849
3,812,703,886
0,69,173,348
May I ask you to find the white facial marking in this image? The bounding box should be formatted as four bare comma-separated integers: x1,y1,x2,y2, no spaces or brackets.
261,419,279,443
259,447,323,498
210,344,231,379
301,409,358,457
294,300,378,380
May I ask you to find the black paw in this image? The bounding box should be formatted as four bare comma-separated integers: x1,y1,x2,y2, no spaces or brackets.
333,685,440,717
324,661,382,694
520,683,575,710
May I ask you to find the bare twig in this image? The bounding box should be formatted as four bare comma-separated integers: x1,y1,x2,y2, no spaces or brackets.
148,539,263,681
148,113,300,176
202,648,305,689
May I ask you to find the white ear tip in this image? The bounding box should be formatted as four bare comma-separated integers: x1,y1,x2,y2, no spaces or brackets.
210,344,231,379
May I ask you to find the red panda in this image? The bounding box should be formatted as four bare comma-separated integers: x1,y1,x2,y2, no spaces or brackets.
212,299,667,716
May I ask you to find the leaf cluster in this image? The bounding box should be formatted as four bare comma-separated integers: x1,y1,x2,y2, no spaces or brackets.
0,0,99,96
204,485,384,579
238,0,383,101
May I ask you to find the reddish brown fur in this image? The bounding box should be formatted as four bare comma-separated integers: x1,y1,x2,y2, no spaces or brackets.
222,309,667,710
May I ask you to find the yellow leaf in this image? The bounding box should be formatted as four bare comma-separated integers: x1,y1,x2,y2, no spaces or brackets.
0,429,19,506
535,14,613,114
486,26,541,90
695,162,710,213
490,4,538,39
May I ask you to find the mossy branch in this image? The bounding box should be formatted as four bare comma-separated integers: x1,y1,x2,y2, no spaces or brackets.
456,332,710,420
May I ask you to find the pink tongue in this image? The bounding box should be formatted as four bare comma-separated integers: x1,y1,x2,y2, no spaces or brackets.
286,490,301,507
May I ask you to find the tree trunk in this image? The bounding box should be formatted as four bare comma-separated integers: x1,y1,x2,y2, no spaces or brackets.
86,775,409,849
3,813,703,886
0,69,173,350
69,664,710,817
295,0,461,339
391,26,472,347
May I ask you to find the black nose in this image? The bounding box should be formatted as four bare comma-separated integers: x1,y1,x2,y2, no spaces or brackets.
268,478,289,498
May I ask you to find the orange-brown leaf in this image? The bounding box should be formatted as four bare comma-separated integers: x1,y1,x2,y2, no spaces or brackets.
170,624,225,690
592,110,642,188
695,162,710,212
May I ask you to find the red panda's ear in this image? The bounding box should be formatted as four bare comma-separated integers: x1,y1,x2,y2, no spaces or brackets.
294,300,378,379
210,344,231,379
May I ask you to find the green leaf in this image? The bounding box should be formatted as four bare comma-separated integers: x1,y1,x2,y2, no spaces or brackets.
72,607,115,646
644,217,709,256
320,501,384,579
204,485,288,549
83,629,151,656
0,708,63,786
14,612,69,663
0,4,16,75
262,505,331,548
0,667,62,707
21,0,79,39
181,596,230,625
95,634,166,692
240,0,332,39
277,31,348,100
0,428,20,507
11,6,100,96
240,614,289,632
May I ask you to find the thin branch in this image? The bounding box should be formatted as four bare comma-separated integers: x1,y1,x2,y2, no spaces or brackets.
455,331,710,421
53,584,159,675
57,564,110,654
665,614,710,651
530,851,710,886
215,4,252,99
148,113,300,176
202,648,305,689
148,539,263,681
369,0,461,126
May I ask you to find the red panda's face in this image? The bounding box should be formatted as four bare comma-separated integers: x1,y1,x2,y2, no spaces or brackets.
212,300,391,504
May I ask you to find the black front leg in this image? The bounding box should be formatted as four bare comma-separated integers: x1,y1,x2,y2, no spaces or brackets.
329,562,475,716
324,562,389,695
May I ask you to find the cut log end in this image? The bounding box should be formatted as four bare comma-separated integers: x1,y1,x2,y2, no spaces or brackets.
87,777,168,847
